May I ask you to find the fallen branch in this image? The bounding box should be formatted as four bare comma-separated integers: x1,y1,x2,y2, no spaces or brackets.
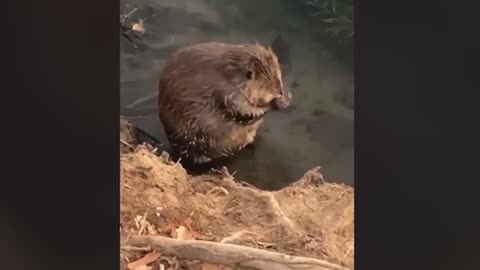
125,235,350,270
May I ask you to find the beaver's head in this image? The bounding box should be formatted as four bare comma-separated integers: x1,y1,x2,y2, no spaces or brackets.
222,43,292,112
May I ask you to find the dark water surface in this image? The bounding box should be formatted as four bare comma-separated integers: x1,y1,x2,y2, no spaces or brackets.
120,0,354,189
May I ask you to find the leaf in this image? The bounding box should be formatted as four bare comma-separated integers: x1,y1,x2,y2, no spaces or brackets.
323,18,337,23
131,20,145,33
323,17,346,24
127,251,160,270
173,225,194,240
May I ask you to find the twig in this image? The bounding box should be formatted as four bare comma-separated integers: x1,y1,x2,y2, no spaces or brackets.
120,8,144,48
126,92,158,108
120,139,134,149
208,186,229,196
121,245,152,252
126,235,350,270
220,230,256,244
120,8,138,25
175,158,182,166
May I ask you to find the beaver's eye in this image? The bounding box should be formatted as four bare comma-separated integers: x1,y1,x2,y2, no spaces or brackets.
246,71,254,80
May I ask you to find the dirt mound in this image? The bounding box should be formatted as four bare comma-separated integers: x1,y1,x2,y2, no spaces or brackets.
120,117,353,270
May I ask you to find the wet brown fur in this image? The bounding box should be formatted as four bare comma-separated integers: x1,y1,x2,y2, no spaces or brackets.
158,42,292,163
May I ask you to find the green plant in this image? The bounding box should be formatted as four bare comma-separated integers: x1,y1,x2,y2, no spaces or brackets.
305,0,353,42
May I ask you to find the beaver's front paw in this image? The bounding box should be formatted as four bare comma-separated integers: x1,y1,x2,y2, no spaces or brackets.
271,91,292,110
193,154,213,164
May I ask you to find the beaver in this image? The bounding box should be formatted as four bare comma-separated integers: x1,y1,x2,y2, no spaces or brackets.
158,42,292,164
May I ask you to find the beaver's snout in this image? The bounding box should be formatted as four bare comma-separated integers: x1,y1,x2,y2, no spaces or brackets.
270,89,292,111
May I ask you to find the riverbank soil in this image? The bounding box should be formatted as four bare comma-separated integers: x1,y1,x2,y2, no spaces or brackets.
120,118,353,270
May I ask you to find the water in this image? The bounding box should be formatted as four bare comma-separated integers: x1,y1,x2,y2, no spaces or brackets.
120,0,354,189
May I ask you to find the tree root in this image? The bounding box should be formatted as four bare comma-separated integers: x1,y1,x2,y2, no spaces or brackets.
124,235,351,270
193,169,303,239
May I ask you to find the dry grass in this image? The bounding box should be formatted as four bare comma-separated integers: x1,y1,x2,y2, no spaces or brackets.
119,118,353,269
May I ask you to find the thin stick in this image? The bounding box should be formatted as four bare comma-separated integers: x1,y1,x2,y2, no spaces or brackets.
121,246,152,252
121,8,138,25
126,92,158,109
120,139,134,149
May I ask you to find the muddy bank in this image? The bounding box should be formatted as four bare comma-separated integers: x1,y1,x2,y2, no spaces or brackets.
120,118,353,270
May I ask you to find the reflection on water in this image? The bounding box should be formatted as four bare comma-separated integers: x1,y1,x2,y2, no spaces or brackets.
120,0,354,189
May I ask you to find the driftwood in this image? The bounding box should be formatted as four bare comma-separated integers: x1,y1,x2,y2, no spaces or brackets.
124,235,350,270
